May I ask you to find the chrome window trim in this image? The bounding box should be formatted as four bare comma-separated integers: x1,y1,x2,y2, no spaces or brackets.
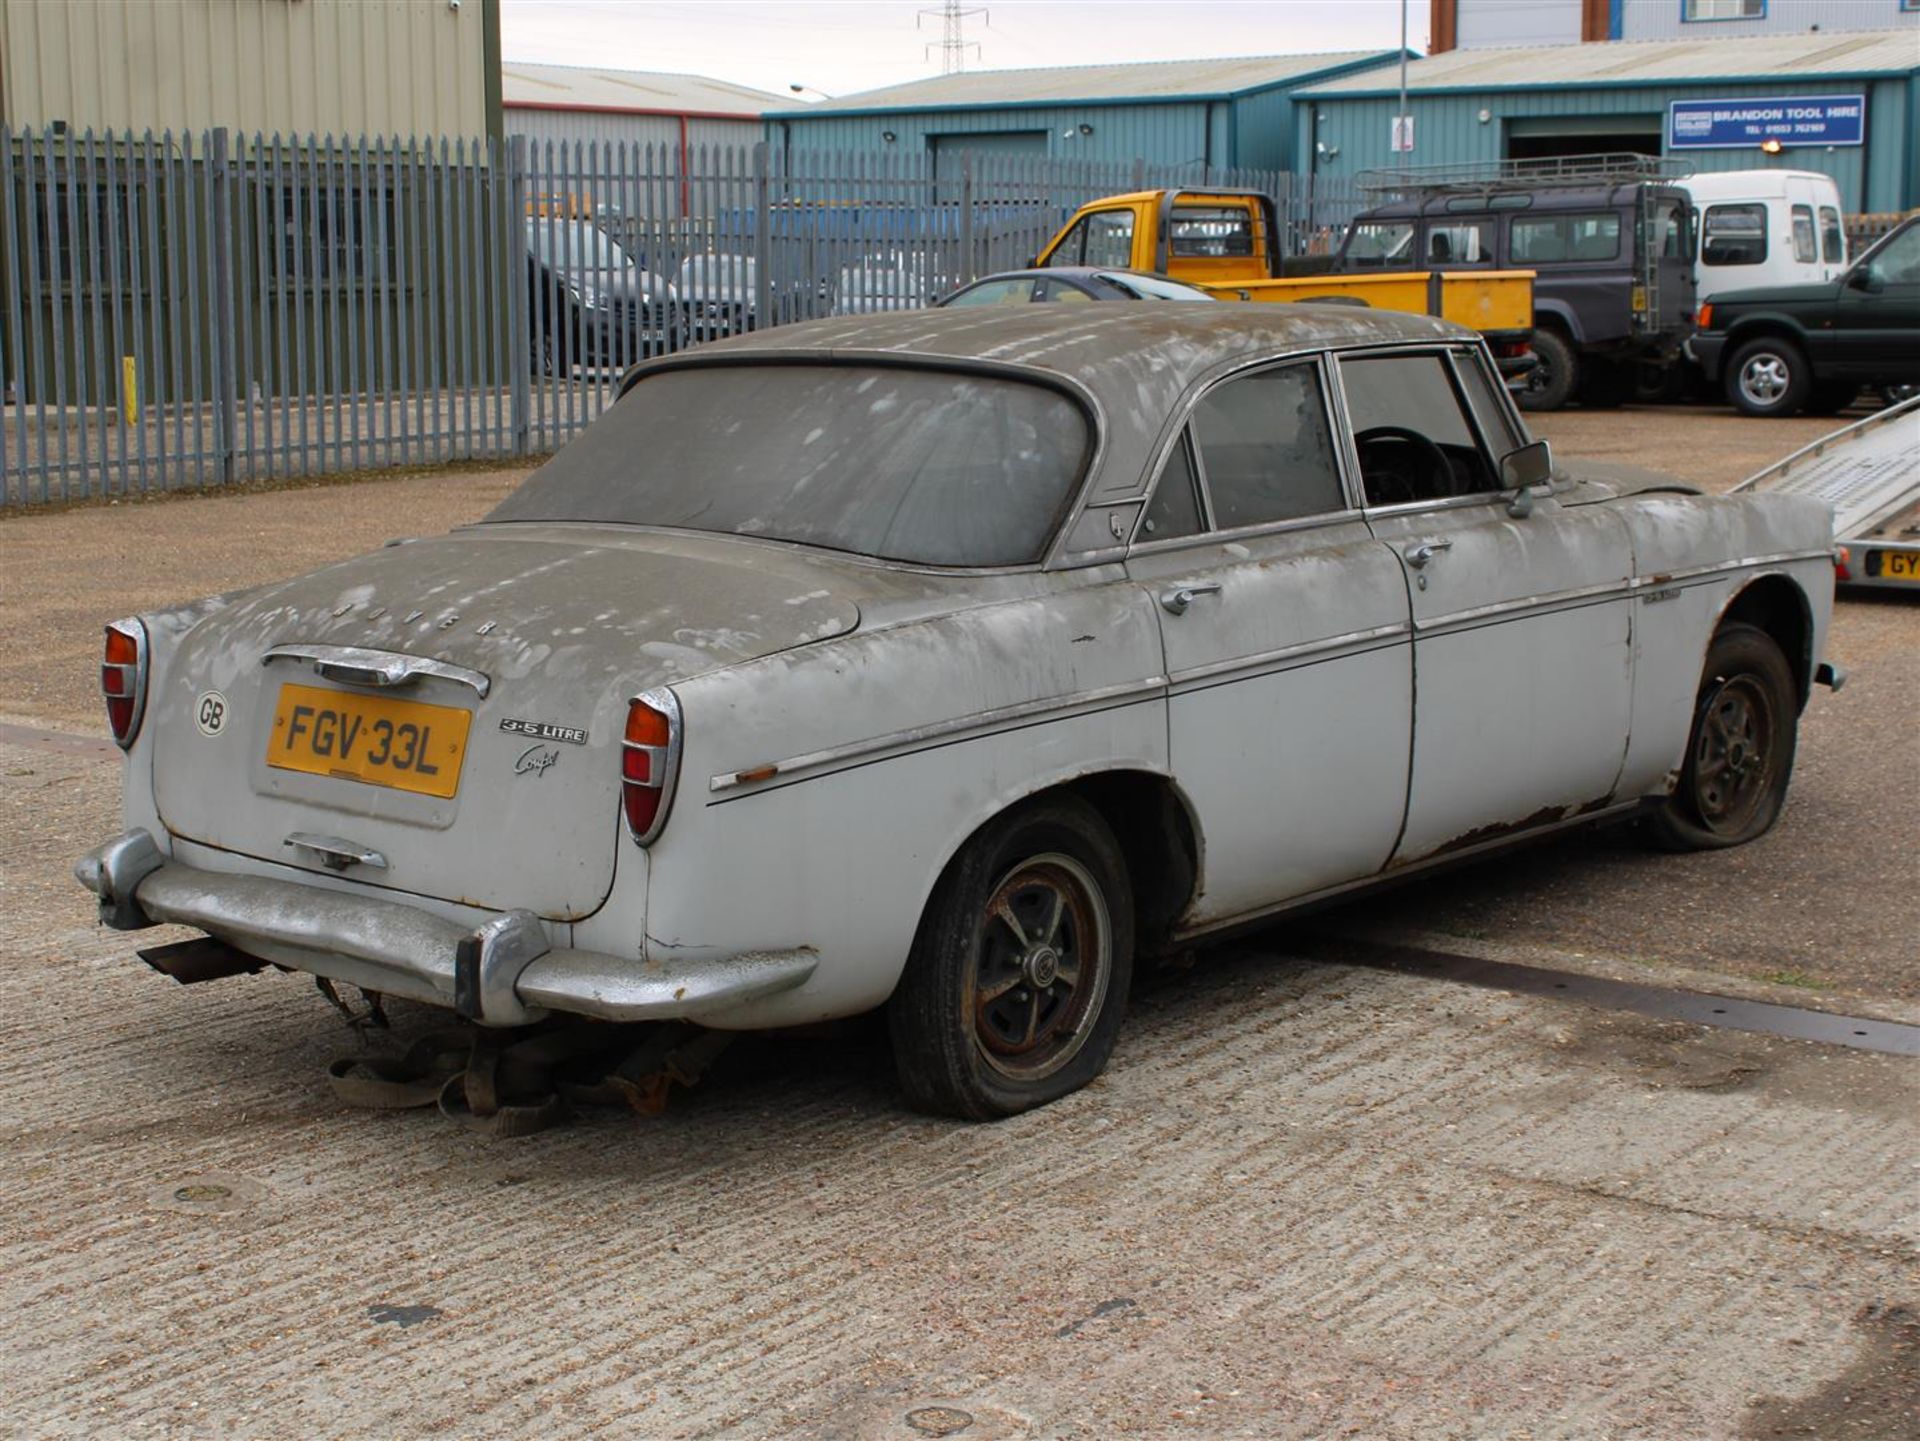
1126,505,1368,559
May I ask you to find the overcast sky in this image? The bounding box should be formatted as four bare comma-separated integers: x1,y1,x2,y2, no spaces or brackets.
499,1,1429,101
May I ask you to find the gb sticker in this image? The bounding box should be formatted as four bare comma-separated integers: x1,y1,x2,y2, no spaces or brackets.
196,691,230,737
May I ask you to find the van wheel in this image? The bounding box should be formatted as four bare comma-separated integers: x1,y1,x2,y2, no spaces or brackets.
1517,329,1576,412
890,796,1133,1120
1647,623,1797,852
1726,337,1811,417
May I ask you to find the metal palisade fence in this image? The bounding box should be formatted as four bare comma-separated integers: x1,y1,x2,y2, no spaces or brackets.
0,127,1363,508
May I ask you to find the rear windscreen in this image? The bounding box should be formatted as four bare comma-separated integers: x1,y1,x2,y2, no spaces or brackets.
486,364,1091,567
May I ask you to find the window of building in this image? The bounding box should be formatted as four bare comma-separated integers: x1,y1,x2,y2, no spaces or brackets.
1790,205,1818,264
1683,0,1765,20
1701,203,1767,266
1509,212,1621,263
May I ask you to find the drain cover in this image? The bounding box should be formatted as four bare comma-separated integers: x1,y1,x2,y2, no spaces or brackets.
906,1408,975,1437
148,1173,267,1215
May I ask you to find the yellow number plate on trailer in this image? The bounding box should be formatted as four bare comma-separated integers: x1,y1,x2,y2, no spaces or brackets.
267,683,471,799
1875,550,1920,583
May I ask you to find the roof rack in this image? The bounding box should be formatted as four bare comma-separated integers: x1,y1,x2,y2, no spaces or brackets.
1356,153,1694,198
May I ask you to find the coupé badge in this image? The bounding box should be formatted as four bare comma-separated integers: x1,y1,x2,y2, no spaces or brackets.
500,718,589,746
514,746,559,778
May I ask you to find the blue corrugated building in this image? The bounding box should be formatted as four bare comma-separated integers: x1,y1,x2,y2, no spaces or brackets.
1293,29,1920,213
764,51,1403,179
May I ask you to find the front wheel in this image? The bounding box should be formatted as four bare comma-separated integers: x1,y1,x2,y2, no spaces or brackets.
1726,337,1811,417
1647,622,1798,851
889,796,1134,1119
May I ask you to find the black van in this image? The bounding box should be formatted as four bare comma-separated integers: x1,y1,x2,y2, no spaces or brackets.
1334,157,1696,411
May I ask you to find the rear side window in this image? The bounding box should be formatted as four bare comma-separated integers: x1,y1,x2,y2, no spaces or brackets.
489,364,1090,567
1425,222,1492,264
1170,207,1255,258
1510,213,1621,263
1791,205,1818,264
1190,364,1346,530
1819,207,1845,264
1703,203,1767,266
1141,432,1205,541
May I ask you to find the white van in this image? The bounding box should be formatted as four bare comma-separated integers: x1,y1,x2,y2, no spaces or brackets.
1684,170,1849,303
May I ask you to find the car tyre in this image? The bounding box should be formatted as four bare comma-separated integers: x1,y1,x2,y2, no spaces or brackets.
1647,622,1798,852
1726,337,1812,417
1880,382,1918,408
1516,329,1577,412
889,795,1133,1120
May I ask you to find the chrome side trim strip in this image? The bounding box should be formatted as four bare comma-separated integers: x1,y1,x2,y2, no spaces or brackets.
1167,621,1410,691
261,643,492,699
1414,578,1630,634
708,675,1168,794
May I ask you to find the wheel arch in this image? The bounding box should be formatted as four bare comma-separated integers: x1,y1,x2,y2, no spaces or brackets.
911,767,1205,965
1722,316,1812,359
1715,572,1815,708
1531,302,1582,344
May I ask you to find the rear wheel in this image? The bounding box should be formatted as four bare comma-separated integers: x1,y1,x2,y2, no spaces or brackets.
1648,623,1798,851
1517,328,1577,413
1726,336,1812,417
889,796,1133,1119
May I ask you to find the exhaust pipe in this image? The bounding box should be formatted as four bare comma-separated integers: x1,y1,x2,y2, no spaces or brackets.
138,937,266,985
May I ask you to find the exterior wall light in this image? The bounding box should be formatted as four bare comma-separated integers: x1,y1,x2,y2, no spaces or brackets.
1760,137,1784,155
1478,108,1492,124
881,130,898,144
1078,123,1094,136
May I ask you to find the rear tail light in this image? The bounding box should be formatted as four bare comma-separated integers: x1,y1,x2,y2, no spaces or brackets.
101,618,149,750
621,688,681,845
1834,545,1852,583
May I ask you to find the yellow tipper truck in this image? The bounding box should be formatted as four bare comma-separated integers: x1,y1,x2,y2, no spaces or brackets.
1036,188,1537,374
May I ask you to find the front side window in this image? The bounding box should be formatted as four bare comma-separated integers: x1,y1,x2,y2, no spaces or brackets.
1791,205,1818,264
1819,207,1846,264
1036,278,1096,304
1047,209,1135,268
1190,364,1346,530
1169,206,1256,258
489,365,1089,567
1509,212,1622,264
1702,203,1767,266
1684,0,1764,17
1341,352,1500,505
1345,221,1414,268
1865,222,1920,284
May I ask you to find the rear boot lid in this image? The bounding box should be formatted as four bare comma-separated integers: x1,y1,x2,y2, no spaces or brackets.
149,527,858,919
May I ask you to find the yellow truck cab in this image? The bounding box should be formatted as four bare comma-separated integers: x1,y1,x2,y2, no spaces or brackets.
1036,188,1537,371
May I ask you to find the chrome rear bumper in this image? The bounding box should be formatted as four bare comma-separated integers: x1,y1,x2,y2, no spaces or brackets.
75,829,817,1027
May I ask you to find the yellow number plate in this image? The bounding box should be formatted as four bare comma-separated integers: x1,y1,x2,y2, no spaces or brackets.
267,683,471,799
1876,550,1920,583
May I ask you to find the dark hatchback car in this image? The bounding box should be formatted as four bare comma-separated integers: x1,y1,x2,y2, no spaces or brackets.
1690,214,1920,417
526,219,674,374
938,267,1217,307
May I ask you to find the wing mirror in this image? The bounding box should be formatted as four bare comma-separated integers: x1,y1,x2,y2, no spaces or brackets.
1499,439,1552,518
1847,265,1885,295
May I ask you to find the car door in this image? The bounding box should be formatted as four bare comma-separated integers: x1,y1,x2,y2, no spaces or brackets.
1340,346,1636,865
1125,356,1414,925
1834,220,1920,377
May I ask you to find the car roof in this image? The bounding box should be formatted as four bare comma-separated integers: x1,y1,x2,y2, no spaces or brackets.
630,304,1471,505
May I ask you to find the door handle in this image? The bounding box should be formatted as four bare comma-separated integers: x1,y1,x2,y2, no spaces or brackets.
1402,540,1454,569
1158,581,1223,616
